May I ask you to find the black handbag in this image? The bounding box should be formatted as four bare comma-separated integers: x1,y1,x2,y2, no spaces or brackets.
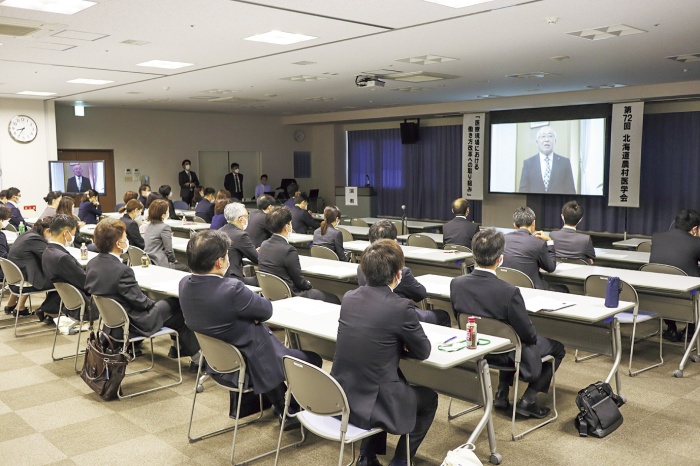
80,331,132,401
574,381,624,438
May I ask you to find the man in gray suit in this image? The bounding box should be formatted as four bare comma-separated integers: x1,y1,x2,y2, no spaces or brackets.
550,201,596,264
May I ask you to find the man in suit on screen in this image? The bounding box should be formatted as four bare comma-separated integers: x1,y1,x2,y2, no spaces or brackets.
66,163,93,193
519,126,576,195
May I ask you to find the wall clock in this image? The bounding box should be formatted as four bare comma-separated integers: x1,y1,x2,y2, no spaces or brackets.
8,115,38,143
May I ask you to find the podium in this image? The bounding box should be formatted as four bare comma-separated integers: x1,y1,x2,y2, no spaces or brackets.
335,186,377,217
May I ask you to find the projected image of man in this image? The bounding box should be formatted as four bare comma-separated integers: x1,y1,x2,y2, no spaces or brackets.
519,126,576,195
66,163,93,193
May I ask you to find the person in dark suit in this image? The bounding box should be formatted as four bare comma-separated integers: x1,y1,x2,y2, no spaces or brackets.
179,230,321,428
150,185,179,220
41,214,94,321
283,182,300,209
65,163,93,193
442,198,480,248
290,193,320,233
223,163,244,201
0,206,12,306
331,239,437,466
502,207,559,291
194,187,216,222
247,194,276,248
84,218,200,365
220,203,258,286
650,209,700,341
78,190,102,225
120,199,146,250
258,207,340,304
356,219,451,327
549,200,595,264
5,187,26,230
178,159,200,206
519,126,576,194
451,229,565,418
137,185,151,206
312,205,348,261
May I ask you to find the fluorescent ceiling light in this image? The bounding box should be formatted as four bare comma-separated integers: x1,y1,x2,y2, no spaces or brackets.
16,90,56,96
422,0,495,8
244,30,317,45
0,0,95,15
136,60,194,69
67,78,114,85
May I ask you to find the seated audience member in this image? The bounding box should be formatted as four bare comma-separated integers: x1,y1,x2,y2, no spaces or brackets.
451,229,565,418
502,207,559,291
283,183,299,209
192,186,204,206
248,194,276,248
144,199,188,271
258,207,340,304
85,217,199,365
78,189,102,225
6,217,61,319
56,197,91,247
194,187,216,223
118,191,138,212
6,187,26,229
40,191,63,219
549,201,595,264
209,198,233,230
442,198,480,249
0,190,7,204
332,239,437,466
179,230,322,428
650,209,700,342
42,214,94,321
357,219,451,327
0,206,11,284
254,174,272,199
137,185,151,206
312,205,348,261
220,203,258,286
120,200,146,250
156,185,180,220
216,189,232,202
290,193,320,233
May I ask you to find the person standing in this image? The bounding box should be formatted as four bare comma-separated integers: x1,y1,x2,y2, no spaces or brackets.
66,163,93,193
178,159,200,207
224,163,244,201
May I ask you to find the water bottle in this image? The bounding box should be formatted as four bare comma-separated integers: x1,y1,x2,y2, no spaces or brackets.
141,253,150,267
18,223,25,234
80,242,88,261
466,316,478,349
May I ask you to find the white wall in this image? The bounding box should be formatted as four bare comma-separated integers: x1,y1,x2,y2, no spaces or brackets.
0,98,57,215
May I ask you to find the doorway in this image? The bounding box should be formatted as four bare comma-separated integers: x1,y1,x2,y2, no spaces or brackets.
58,149,117,211
198,151,261,200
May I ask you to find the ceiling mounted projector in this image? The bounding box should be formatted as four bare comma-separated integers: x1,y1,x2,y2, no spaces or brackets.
355,75,385,88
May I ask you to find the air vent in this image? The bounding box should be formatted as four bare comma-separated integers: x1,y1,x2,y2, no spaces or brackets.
0,16,66,38
279,75,330,82
396,54,458,65
568,24,646,41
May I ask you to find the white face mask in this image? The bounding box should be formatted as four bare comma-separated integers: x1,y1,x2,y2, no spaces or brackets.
234,169,240,174
241,220,248,230
65,232,74,247
144,191,151,197
168,192,173,198
184,164,191,170
390,270,403,291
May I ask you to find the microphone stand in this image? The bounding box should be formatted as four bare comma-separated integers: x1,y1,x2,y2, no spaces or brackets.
401,206,408,236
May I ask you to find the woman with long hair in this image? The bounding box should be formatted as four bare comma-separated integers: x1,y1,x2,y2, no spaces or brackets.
312,205,348,261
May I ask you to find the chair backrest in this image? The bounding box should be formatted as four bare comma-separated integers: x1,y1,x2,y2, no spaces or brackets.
336,227,354,242
53,282,86,313
350,218,369,227
0,257,26,286
195,332,245,376
636,241,652,252
173,201,189,210
444,244,472,253
310,245,339,261
283,356,347,418
391,220,408,236
4,223,17,233
640,263,688,276
407,234,438,249
584,274,639,309
92,295,131,342
457,315,519,361
556,257,589,265
495,266,534,289
256,271,293,301
115,203,126,212
193,216,207,223
127,245,147,267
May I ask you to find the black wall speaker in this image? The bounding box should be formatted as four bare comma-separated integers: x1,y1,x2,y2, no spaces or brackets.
400,120,420,144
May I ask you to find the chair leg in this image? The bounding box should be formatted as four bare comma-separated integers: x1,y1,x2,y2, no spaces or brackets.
628,319,664,377
447,396,482,421
574,348,603,362
12,292,55,338
512,358,558,440
118,333,182,399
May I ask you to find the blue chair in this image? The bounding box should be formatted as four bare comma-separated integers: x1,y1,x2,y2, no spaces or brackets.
115,203,125,212
173,201,189,210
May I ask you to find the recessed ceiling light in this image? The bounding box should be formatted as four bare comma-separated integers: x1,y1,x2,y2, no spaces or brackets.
0,0,95,15
422,0,495,8
136,60,194,69
568,24,646,41
244,30,317,45
551,55,570,61
279,75,330,82
396,54,458,65
16,90,56,96
67,78,114,85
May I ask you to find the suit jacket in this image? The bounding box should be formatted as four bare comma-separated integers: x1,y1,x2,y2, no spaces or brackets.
42,242,90,314
8,231,51,290
247,210,271,248
283,198,295,209
224,172,244,199
549,227,595,262
258,234,312,294
450,269,542,382
78,200,102,225
7,201,25,229
194,198,215,223
167,198,179,220
121,214,145,250
179,274,287,394
357,265,426,302
650,228,700,277
178,170,200,199
442,217,479,248
0,231,7,280
519,153,576,194
66,176,93,193
144,222,177,267
220,223,259,280
503,228,557,290
312,225,347,261
291,205,320,233
331,285,431,433
85,253,163,336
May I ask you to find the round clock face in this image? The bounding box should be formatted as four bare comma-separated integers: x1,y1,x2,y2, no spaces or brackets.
8,115,38,143
294,129,305,142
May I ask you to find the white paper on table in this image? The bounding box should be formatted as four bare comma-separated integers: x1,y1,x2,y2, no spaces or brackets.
304,265,353,277
595,252,627,259
553,262,586,271
524,296,575,313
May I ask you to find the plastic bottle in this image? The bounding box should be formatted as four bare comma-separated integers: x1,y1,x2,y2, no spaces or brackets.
141,253,150,267
466,316,478,349
80,242,88,261
18,223,25,234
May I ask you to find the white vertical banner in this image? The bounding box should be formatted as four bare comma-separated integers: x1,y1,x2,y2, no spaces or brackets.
608,102,643,207
462,114,485,200
345,186,358,206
